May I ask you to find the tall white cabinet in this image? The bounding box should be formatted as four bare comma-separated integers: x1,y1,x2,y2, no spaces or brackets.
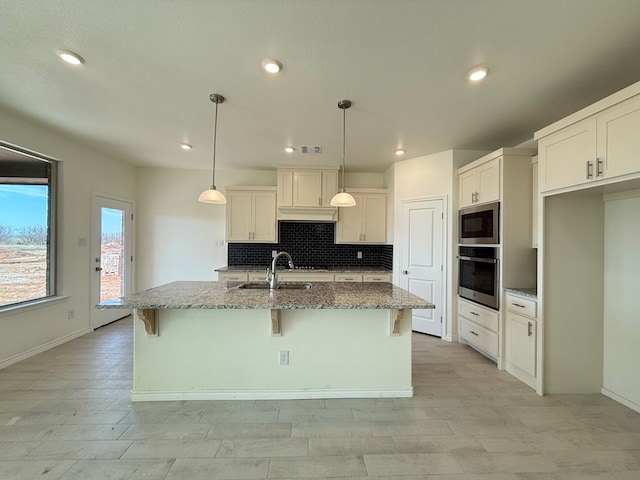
457,148,537,368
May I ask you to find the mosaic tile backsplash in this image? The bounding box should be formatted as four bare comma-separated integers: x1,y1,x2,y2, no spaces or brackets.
228,222,393,270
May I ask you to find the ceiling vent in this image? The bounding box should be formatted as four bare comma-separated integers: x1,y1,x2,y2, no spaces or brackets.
300,145,322,154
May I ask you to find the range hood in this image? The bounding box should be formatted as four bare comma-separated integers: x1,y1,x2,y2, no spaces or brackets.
277,206,337,222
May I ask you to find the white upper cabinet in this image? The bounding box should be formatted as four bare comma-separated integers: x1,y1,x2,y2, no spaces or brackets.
336,189,387,244
459,157,500,208
596,94,640,180
226,187,277,243
538,118,597,192
536,82,640,193
277,165,339,208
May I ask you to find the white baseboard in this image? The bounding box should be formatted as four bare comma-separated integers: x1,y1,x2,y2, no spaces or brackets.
601,387,640,414
131,387,414,402
0,327,92,370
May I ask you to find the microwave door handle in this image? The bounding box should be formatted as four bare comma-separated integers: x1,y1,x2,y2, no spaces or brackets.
458,256,498,264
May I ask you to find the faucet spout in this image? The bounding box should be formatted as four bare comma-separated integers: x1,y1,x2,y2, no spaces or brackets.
270,251,294,290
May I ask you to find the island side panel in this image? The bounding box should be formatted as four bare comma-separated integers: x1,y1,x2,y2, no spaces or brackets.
132,308,412,400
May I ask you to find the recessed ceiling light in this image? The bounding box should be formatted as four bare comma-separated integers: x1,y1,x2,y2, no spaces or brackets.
181,143,192,150
395,148,406,156
262,58,283,73
284,146,295,153
57,49,85,65
468,66,489,82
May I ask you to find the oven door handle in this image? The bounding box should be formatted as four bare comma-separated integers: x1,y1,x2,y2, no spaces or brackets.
458,256,497,264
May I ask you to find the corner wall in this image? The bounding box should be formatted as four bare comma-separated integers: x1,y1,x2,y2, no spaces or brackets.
0,108,137,368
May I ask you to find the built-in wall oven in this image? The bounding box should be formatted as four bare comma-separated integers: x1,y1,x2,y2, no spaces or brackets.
458,246,499,309
459,201,499,244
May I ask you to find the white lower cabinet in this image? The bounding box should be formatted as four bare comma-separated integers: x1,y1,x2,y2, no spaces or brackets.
276,272,335,282
504,292,537,389
334,273,362,282
217,272,248,281
363,273,392,282
458,298,499,361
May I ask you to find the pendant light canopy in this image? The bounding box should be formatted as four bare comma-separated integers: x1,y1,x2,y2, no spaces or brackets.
330,99,356,208
198,93,227,204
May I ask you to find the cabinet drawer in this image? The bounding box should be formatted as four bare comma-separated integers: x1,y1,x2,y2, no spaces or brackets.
334,273,363,282
460,318,499,357
277,273,335,282
505,294,536,318
248,271,268,281
458,299,499,332
363,273,392,282
218,272,248,281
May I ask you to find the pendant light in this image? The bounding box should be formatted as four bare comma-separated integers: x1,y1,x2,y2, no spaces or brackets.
198,93,227,204
330,99,356,208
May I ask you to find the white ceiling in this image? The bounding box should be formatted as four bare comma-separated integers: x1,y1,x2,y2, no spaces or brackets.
1,0,640,173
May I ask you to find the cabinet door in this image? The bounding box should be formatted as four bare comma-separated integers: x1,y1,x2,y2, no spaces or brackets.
226,191,252,241
252,191,277,242
538,118,597,192
293,171,322,207
218,272,248,281
334,273,362,282
476,157,500,205
336,194,362,243
459,169,477,208
597,95,640,180
507,312,536,376
277,170,293,207
362,194,387,243
321,171,338,207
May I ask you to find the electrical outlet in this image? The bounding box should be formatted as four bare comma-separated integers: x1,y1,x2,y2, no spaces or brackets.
357,251,362,259
279,350,289,365
67,309,75,319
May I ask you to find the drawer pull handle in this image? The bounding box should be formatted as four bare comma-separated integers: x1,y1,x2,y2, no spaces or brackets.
596,158,603,177
527,322,533,337
586,160,593,179
470,330,479,336
469,311,479,316
513,303,526,308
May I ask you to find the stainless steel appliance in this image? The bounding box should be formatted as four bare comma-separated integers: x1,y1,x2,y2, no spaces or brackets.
459,201,499,244
458,246,499,309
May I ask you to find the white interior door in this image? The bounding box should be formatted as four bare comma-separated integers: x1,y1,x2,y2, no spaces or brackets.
91,194,133,329
400,199,444,336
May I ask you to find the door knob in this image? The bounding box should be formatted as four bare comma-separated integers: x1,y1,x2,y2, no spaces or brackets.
402,270,408,274
95,267,103,272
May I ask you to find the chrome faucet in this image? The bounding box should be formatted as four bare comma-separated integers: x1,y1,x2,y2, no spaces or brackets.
266,251,294,290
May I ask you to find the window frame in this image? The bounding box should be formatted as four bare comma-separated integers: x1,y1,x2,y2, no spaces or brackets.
0,141,58,310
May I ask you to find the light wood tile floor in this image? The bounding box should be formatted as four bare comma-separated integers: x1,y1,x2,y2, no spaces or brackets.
1,316,639,479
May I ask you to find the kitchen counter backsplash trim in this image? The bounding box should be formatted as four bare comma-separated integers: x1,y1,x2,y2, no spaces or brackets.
227,221,392,270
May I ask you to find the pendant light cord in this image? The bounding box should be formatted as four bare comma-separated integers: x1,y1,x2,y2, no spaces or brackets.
341,105,346,193
211,99,219,188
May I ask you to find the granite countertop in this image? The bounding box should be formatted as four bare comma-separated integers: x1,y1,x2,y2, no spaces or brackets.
99,281,433,310
504,287,538,300
216,265,392,274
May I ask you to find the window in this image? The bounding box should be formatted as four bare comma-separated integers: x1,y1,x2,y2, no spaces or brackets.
0,142,57,308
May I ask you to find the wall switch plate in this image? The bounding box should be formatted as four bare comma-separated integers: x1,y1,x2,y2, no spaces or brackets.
279,350,289,365
357,251,362,259
67,309,75,319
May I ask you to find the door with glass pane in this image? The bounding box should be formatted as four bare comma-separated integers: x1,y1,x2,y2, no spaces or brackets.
91,194,133,328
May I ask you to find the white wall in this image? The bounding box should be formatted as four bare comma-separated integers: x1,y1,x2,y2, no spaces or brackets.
390,150,487,341
0,108,137,368
602,191,640,410
135,167,277,289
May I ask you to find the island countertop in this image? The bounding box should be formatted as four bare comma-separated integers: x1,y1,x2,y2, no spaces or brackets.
99,280,433,310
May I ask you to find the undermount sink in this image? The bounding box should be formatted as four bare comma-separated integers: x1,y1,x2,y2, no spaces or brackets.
235,282,312,290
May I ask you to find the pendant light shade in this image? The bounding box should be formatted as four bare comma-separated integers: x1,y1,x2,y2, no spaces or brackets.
330,99,356,208
198,93,227,204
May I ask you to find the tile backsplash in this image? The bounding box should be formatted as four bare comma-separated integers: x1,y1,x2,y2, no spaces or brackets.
228,222,392,269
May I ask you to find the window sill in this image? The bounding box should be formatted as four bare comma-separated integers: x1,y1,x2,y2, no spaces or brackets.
0,295,71,317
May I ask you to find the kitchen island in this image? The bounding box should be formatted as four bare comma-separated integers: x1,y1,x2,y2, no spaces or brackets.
99,280,433,401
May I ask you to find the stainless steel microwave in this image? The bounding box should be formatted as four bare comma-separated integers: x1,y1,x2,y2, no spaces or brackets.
459,201,499,244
